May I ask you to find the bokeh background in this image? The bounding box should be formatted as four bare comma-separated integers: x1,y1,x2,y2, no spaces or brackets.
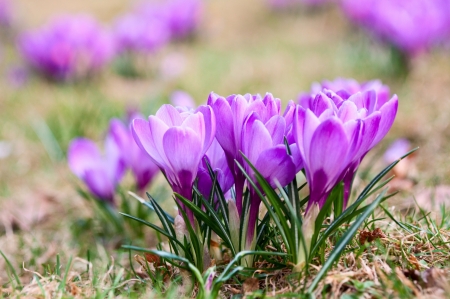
1,0,450,287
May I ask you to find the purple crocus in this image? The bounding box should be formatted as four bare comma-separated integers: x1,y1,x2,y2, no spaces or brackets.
108,117,160,193
163,0,203,39
341,0,450,56
18,15,115,81
131,104,216,225
68,125,126,204
294,87,398,212
241,112,297,250
137,0,203,40
207,92,281,215
113,12,170,54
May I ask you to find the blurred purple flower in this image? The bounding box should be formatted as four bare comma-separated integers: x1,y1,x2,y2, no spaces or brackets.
197,138,234,201
341,0,450,56
131,104,215,225
6,66,28,88
18,15,115,81
113,12,170,54
384,138,411,164
294,86,398,211
170,90,196,108
0,0,12,27
207,92,281,215
109,117,160,193
68,126,126,204
164,0,203,39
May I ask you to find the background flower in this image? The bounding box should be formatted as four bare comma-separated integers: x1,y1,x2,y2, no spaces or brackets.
18,15,115,81
68,128,126,204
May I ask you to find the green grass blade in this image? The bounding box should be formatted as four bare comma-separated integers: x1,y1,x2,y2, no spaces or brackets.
235,158,294,256
0,249,22,288
307,189,387,293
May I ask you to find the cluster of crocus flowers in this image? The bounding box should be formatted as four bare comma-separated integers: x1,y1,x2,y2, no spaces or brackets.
112,0,203,56
341,0,450,57
18,15,115,81
68,118,159,204
70,79,398,264
126,80,397,258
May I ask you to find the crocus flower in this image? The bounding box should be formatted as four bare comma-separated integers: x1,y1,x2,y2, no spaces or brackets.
68,126,126,204
113,12,170,54
341,0,450,56
207,92,281,215
294,87,398,211
241,112,297,250
163,0,203,39
137,0,203,40
18,15,115,81
132,104,215,225
197,138,234,201
108,117,160,193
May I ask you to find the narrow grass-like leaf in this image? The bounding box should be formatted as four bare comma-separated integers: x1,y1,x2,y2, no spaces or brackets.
120,212,185,249
235,158,293,257
196,193,236,255
150,197,179,255
128,191,174,223
175,193,230,249
307,189,387,293
0,249,22,288
58,256,72,292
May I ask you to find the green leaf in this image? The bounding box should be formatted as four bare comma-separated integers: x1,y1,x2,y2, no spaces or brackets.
235,157,294,258
0,250,22,288
307,189,387,293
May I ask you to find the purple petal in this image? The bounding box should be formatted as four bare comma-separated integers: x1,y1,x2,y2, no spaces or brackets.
195,105,216,154
371,95,398,147
155,104,183,126
243,115,272,165
132,118,168,169
68,138,102,177
308,117,349,191
162,126,203,189
264,115,286,146
84,168,115,202
210,96,235,155
255,146,296,188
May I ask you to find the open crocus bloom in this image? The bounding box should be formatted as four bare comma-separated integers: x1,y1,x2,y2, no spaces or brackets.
208,92,281,215
294,89,398,212
132,104,215,224
68,134,125,204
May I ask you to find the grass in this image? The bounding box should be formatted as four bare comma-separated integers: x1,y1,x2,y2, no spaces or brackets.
1,0,450,298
